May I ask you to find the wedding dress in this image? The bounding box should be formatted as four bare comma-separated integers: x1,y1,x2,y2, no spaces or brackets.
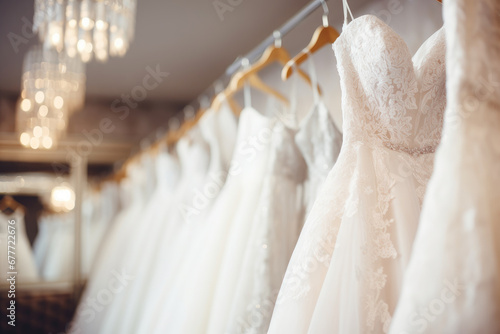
294,56,342,216
129,127,211,334
95,147,181,334
116,101,236,334
33,213,52,276
155,91,276,334
82,182,120,277
205,91,301,334
33,182,119,282
81,188,98,277
0,209,39,282
33,212,74,281
214,56,341,334
72,156,156,333
142,100,238,334
389,0,500,333
268,1,447,332
97,128,209,334
221,112,307,333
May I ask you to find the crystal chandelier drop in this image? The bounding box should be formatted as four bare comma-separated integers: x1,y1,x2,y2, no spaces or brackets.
33,0,137,63
16,46,86,150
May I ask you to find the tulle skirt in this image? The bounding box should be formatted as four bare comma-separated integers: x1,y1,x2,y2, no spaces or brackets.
269,140,434,334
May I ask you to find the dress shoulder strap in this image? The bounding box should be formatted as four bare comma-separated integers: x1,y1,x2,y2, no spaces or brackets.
342,0,354,25
305,50,320,105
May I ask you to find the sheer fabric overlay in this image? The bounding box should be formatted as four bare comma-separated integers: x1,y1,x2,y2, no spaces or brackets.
269,1,447,332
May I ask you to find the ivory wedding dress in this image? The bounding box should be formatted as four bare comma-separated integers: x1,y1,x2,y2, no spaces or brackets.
389,1,500,333
268,1,447,333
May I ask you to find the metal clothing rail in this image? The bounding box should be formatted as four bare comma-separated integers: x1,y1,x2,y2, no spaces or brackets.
121,0,333,171
189,0,330,110
225,0,330,77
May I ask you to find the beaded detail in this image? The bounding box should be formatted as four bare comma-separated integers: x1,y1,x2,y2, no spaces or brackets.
383,142,437,157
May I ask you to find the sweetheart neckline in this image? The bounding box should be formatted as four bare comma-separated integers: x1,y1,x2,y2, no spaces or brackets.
334,14,444,61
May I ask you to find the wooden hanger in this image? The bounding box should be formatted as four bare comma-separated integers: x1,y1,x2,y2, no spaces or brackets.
223,56,289,106
230,34,322,96
0,195,25,213
211,91,243,116
282,1,340,80
228,70,290,106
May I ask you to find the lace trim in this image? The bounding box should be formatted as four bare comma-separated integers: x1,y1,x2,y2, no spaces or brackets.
383,142,437,157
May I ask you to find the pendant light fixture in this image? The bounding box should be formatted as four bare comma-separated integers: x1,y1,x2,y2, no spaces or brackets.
33,0,137,63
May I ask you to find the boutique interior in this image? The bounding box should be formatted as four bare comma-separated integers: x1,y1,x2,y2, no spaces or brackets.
0,0,499,333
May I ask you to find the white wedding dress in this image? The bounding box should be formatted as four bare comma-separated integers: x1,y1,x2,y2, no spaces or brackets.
72,156,156,333
95,147,181,334
206,92,304,334
135,100,238,334
219,57,343,334
268,1,447,333
294,56,342,216
156,92,276,334
389,1,500,333
221,115,307,334
33,212,74,281
0,209,39,282
130,127,211,334
82,182,120,278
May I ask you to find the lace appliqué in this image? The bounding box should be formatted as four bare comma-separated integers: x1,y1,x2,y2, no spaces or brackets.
364,148,397,332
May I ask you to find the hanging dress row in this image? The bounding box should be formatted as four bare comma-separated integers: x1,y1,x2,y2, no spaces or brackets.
71,0,500,332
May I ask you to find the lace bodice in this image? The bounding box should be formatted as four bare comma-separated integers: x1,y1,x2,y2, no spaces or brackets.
334,15,446,153
296,101,342,185
271,123,307,182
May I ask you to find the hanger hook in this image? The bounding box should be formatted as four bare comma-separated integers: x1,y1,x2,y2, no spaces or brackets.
320,0,329,27
273,30,282,48
241,57,250,69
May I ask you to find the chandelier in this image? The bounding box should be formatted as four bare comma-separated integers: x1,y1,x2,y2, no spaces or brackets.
16,46,86,150
33,0,137,63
